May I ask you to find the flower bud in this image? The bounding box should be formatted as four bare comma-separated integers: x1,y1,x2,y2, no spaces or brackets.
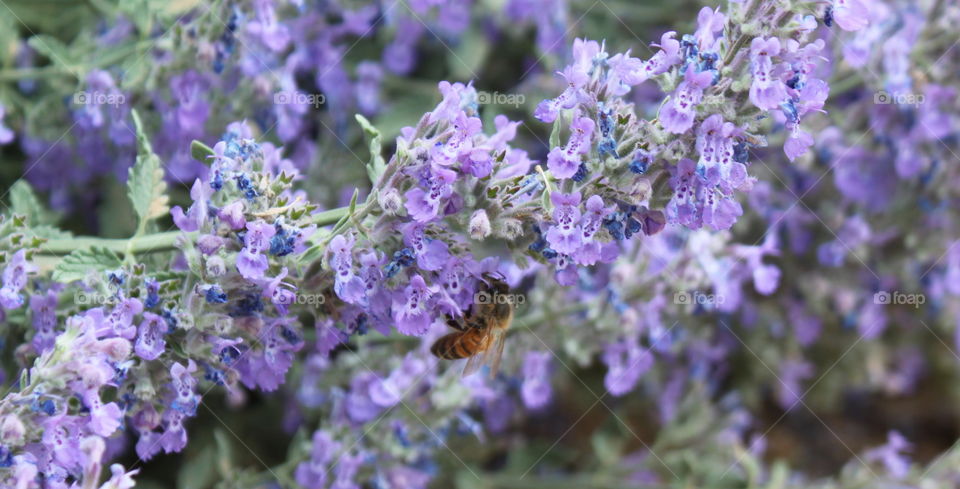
0,415,25,445
493,218,524,241
469,210,492,240
218,201,246,230
197,234,225,255
378,188,403,215
206,256,227,277
95,338,133,362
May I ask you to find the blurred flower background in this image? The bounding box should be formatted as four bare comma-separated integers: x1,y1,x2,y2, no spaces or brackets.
0,0,959,488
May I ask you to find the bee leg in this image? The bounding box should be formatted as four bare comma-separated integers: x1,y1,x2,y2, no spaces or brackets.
446,316,467,331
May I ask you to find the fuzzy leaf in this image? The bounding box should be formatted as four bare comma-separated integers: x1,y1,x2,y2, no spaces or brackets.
26,35,76,69
128,110,170,229
9,180,58,226
29,226,73,240
355,114,386,184
52,247,122,283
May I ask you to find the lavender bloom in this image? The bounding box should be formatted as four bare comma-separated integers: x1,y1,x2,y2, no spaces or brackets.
603,340,653,396
546,116,595,179
237,220,277,280
864,431,912,478
520,351,552,409
832,0,872,31
134,312,167,360
245,0,291,52
659,66,713,134
1,250,37,310
0,104,14,144
749,38,788,111
391,275,439,336
30,290,58,353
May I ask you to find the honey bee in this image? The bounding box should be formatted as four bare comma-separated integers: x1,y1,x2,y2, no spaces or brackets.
430,274,514,377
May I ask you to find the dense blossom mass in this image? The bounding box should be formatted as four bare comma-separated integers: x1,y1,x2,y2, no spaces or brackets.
0,0,959,487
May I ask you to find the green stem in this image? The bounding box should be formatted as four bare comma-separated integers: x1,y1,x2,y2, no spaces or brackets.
37,206,352,257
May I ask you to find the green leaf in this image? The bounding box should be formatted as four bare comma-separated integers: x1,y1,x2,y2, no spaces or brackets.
191,140,215,163
355,114,386,184
128,110,170,232
9,181,58,226
26,35,77,70
52,247,122,283
549,117,562,149
213,429,235,480
177,443,217,489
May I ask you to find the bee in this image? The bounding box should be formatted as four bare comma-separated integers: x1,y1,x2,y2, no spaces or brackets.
430,274,514,377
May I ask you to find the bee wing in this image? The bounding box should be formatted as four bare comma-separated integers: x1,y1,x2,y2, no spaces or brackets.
486,329,507,378
461,351,485,377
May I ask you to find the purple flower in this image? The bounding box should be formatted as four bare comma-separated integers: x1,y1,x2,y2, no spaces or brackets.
573,195,615,266
619,31,682,86
546,116,594,179
218,201,246,230
330,235,366,305
235,319,303,391
260,268,298,314
659,66,713,134
749,38,787,111
776,359,812,408
295,431,339,489
316,319,348,357
100,464,139,489
159,410,188,454
246,0,290,52
83,391,122,437
695,114,742,188
694,7,726,51
402,222,450,271
0,250,36,310
134,312,167,360
345,373,383,423
369,354,428,407
382,466,431,489
404,166,457,222
237,219,276,280
382,19,424,75
391,275,438,336
833,0,871,31
521,351,552,409
104,298,142,340
545,192,583,255
332,452,366,489
171,179,212,232
784,129,814,161
603,340,653,396
30,290,58,353
534,66,589,123
864,431,911,478
0,104,14,144
355,61,384,116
